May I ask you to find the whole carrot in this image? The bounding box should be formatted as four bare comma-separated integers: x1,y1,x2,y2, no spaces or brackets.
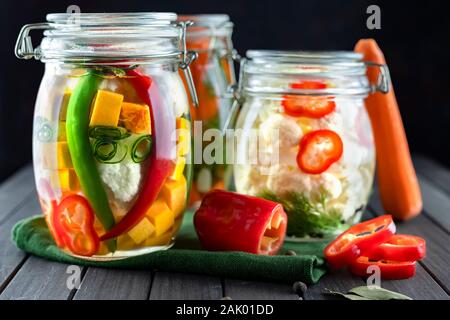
355,39,422,220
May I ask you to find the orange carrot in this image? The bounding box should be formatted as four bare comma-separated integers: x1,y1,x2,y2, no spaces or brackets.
355,39,422,220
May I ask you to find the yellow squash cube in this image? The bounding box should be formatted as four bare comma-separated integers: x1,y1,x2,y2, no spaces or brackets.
56,141,73,169
119,102,151,134
58,121,66,141
176,118,190,156
145,199,175,236
170,157,186,181
57,169,79,192
161,176,187,218
143,229,173,247
89,90,124,127
59,89,71,121
127,217,156,244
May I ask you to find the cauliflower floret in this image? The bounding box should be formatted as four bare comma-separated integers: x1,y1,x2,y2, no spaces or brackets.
235,164,269,196
259,113,302,149
98,162,142,203
310,172,343,200
168,73,189,118
266,164,312,196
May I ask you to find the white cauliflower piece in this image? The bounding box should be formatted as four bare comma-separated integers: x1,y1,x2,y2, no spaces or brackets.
259,113,302,149
310,172,343,200
266,164,312,196
98,162,142,203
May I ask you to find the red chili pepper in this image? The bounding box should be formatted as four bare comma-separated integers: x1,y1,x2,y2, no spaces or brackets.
38,178,65,247
367,234,426,262
100,69,175,240
324,215,396,269
282,80,336,118
297,129,343,174
55,194,100,256
194,190,288,255
350,256,416,280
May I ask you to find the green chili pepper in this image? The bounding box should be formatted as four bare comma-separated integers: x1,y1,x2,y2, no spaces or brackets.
66,71,116,250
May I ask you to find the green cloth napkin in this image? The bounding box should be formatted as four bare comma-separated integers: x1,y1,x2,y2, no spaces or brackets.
12,210,327,284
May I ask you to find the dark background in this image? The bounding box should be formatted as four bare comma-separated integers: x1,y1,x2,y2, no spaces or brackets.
0,0,449,182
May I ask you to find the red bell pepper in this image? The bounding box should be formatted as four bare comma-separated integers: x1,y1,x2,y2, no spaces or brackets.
297,129,343,174
367,234,426,262
282,80,336,118
55,194,100,256
194,190,288,255
350,256,416,280
324,215,396,269
100,69,175,240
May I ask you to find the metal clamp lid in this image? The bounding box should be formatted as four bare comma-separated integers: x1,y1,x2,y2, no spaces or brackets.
15,23,49,60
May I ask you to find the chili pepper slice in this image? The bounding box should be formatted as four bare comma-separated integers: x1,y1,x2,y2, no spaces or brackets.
66,71,116,239
194,190,288,255
367,234,426,261
38,178,65,247
55,194,100,256
282,80,336,118
350,256,416,280
100,69,175,240
324,215,396,269
297,129,343,174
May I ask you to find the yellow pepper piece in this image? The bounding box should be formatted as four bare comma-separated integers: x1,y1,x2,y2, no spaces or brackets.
89,90,124,127
127,217,156,244
56,141,73,169
59,89,71,121
119,102,151,134
170,157,186,181
56,169,79,191
143,229,173,247
117,234,136,250
176,118,190,156
161,175,187,218
145,199,175,236
58,121,67,141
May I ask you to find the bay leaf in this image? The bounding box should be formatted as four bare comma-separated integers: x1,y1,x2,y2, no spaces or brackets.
348,286,413,300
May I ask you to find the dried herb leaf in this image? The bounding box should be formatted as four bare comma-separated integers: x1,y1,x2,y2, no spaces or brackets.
348,286,413,300
324,286,413,300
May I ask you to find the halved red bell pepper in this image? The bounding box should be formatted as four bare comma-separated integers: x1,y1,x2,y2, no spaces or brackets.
55,194,100,256
100,69,175,240
350,256,416,279
297,129,343,174
282,80,336,118
324,215,396,269
194,190,288,255
367,234,426,261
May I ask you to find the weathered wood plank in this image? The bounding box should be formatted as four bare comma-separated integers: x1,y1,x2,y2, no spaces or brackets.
0,164,35,223
380,264,449,300
223,279,299,300
417,176,450,233
414,155,450,195
73,268,152,300
0,193,40,292
149,272,222,300
305,269,366,300
368,190,450,295
0,256,73,300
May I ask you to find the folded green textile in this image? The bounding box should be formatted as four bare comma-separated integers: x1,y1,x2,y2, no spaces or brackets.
12,211,328,284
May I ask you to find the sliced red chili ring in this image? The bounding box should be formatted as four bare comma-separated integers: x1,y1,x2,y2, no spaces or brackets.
282,80,336,118
296,129,343,174
324,215,396,269
350,256,416,280
367,234,426,261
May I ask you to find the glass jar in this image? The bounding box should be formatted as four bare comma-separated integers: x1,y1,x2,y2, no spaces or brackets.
178,14,236,204
232,50,390,240
15,13,197,259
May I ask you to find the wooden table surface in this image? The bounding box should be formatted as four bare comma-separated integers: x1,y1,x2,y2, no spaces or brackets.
0,155,449,300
